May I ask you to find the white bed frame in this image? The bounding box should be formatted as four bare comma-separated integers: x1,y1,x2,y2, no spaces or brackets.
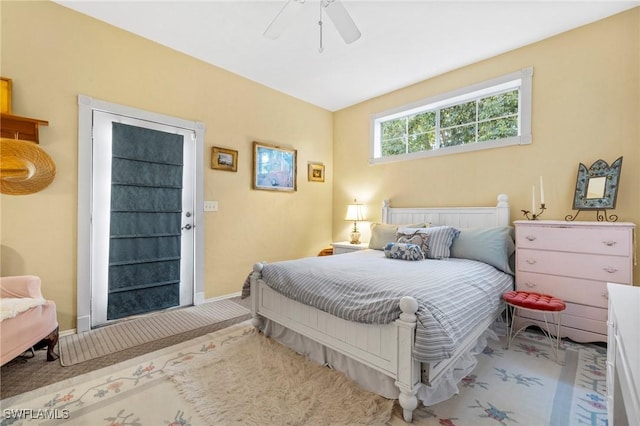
250,194,510,422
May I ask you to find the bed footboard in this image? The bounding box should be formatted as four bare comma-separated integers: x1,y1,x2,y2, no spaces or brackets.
250,262,421,422
395,296,421,422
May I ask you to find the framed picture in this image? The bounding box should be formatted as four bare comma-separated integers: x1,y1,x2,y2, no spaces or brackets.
0,77,12,114
308,163,325,182
252,141,296,192
211,146,238,172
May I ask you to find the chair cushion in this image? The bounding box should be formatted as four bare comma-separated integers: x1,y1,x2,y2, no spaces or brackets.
502,291,566,312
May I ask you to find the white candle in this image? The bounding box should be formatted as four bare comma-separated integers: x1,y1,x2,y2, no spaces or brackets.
532,185,536,213
539,176,545,205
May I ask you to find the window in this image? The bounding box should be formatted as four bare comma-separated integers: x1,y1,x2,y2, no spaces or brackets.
370,67,532,164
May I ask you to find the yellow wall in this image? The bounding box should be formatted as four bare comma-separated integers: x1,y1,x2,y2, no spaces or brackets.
333,8,639,281
0,1,334,330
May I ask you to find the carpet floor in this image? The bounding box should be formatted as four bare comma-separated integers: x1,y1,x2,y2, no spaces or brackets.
0,297,251,400
1,318,607,426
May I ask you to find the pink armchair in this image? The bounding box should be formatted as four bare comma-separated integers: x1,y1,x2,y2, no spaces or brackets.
0,275,59,365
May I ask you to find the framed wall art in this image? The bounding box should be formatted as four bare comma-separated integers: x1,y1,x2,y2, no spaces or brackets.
1,77,12,114
252,141,297,192
211,146,238,172
308,163,325,182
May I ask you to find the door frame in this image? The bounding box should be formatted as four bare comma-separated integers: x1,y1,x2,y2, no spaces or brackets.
77,95,205,332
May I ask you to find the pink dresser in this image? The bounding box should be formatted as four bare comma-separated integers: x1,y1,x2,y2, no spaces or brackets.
514,220,636,343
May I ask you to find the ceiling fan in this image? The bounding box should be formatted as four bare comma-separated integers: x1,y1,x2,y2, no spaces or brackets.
264,0,361,52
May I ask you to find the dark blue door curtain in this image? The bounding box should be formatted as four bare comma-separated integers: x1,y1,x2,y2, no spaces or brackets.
107,122,184,320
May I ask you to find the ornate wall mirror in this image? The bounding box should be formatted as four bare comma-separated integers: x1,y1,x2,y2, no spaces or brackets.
566,156,623,222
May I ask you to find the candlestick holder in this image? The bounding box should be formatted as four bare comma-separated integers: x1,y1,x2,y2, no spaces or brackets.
521,203,546,220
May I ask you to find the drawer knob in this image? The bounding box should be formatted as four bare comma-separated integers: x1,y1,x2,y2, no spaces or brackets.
602,240,617,247
525,235,536,241
602,291,609,299
603,267,618,274
525,259,537,265
525,282,537,288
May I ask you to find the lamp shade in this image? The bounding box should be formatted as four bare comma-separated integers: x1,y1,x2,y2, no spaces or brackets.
345,203,366,221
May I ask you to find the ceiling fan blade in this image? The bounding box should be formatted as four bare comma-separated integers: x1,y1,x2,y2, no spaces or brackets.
263,0,305,40
323,0,361,44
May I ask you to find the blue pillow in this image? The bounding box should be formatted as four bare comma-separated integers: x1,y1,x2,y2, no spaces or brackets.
384,242,425,261
450,226,515,274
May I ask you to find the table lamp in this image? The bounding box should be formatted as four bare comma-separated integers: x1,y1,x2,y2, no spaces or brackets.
344,199,367,244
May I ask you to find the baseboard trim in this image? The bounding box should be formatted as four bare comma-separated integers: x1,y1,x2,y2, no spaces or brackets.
203,291,241,304
60,328,77,338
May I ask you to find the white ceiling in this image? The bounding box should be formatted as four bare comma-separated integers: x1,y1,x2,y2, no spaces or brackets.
54,1,639,111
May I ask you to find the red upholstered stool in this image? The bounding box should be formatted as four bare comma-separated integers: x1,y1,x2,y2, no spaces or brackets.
502,291,566,364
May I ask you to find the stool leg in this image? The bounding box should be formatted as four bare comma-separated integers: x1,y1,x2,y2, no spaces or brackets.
554,312,564,365
504,304,511,350
505,304,520,350
540,312,564,365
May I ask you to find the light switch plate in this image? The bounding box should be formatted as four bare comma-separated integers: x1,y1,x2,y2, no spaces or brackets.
204,201,218,212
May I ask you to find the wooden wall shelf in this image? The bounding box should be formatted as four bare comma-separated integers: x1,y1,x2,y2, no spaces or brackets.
0,113,49,144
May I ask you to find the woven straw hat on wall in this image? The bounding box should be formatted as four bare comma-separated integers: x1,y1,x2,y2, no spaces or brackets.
0,138,56,195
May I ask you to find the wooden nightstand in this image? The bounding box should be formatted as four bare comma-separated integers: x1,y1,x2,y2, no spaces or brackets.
331,241,369,255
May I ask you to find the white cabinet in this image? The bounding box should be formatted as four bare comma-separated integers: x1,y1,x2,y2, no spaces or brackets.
607,283,640,426
513,220,635,342
331,241,369,255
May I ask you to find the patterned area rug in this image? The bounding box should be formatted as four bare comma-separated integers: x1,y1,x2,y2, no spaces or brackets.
388,330,608,425
58,300,249,366
1,322,606,425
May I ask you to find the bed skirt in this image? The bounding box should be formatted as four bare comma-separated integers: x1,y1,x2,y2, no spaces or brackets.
259,318,504,406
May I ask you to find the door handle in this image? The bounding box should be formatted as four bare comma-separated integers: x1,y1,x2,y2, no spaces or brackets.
182,224,193,230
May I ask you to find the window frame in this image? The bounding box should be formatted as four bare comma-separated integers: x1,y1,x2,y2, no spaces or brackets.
370,67,533,164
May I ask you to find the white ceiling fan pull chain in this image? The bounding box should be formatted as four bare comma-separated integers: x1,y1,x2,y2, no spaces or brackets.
318,0,324,53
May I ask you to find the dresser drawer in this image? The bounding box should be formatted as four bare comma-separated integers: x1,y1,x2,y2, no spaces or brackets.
515,225,631,256
517,249,631,284
516,272,610,308
517,303,608,335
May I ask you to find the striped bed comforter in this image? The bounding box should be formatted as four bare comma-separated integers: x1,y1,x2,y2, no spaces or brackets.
260,249,513,362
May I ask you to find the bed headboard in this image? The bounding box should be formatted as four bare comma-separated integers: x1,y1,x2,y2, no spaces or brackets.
382,194,510,228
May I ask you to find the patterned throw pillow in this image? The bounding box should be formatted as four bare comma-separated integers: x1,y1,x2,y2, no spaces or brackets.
396,231,430,258
397,226,460,259
383,242,425,261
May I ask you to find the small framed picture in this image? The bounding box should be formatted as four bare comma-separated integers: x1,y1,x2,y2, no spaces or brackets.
211,146,238,172
308,163,325,182
0,77,12,114
252,141,296,192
